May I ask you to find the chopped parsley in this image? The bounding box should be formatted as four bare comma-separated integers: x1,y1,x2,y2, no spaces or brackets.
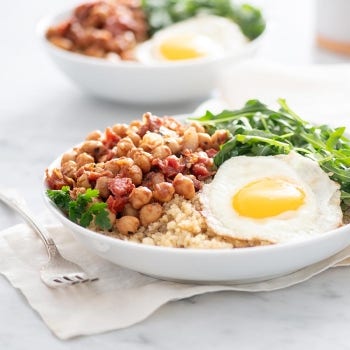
47,186,112,230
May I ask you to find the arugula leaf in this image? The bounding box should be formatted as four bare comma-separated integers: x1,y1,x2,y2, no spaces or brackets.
192,99,350,203
141,0,265,40
46,188,112,230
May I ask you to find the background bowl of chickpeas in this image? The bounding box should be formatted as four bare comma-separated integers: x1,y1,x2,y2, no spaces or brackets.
37,0,265,104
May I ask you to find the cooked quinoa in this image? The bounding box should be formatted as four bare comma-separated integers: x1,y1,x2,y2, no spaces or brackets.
104,194,272,248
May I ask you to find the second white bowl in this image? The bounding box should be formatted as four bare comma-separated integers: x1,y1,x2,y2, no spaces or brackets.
37,10,263,104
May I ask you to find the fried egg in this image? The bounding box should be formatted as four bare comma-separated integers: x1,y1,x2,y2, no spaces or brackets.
135,15,247,63
200,152,343,244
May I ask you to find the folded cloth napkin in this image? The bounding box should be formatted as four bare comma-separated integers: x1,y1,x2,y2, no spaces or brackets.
2,62,350,339
1,219,350,339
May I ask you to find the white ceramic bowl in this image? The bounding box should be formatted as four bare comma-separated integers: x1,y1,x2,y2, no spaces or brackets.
37,10,263,104
44,154,350,284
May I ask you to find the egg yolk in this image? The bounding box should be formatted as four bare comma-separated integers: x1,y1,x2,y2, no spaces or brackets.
158,34,211,60
232,178,305,219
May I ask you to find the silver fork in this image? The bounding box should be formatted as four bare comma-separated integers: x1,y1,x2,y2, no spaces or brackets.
0,191,98,288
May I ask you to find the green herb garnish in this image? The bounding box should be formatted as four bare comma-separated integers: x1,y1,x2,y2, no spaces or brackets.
47,186,112,230
141,0,265,40
190,99,350,204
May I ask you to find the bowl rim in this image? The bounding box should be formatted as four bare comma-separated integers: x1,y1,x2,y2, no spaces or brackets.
43,152,350,257
36,6,265,70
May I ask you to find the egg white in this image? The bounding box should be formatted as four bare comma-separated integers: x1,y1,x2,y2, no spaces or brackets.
135,14,247,64
200,152,343,244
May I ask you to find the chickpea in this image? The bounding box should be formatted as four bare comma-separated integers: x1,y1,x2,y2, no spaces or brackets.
116,157,134,170
103,159,120,175
139,203,163,226
165,137,182,154
163,117,184,132
79,140,107,158
211,130,229,149
86,130,102,141
76,152,95,168
129,186,153,209
76,163,94,177
173,173,195,199
116,137,135,157
49,36,73,50
61,150,77,165
140,132,163,151
112,123,128,137
61,160,77,179
130,120,143,128
95,176,110,199
85,45,105,58
152,145,172,160
115,216,140,235
90,28,112,46
122,203,139,217
122,164,143,186
76,173,90,188
197,132,212,150
190,121,205,133
95,163,106,173
70,187,86,200
129,149,152,173
126,130,141,146
182,127,199,151
153,182,175,203
96,154,109,163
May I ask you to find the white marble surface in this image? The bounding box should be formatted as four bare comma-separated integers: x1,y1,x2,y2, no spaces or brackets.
1,0,350,348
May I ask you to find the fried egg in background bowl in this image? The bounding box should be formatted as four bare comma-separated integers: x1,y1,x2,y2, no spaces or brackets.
135,15,248,64
200,152,343,244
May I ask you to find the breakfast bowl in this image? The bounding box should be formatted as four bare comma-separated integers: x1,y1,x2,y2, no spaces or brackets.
43,100,350,284
44,188,350,284
37,1,265,104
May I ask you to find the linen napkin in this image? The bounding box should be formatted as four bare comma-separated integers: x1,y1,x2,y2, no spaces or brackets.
1,219,350,340
2,62,350,339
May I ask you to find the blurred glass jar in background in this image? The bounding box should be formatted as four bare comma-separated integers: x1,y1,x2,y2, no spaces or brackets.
316,0,350,55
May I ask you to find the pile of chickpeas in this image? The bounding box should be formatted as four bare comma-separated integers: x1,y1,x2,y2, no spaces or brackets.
46,0,148,60
46,112,229,235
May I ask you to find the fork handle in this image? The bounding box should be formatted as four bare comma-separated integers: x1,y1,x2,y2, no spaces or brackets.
0,192,57,257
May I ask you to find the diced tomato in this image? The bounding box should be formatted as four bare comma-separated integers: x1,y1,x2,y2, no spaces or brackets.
106,195,129,214
190,176,203,191
103,127,121,149
144,113,163,132
106,176,135,214
45,168,68,190
191,163,213,180
108,176,135,197
205,148,218,158
153,155,185,179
